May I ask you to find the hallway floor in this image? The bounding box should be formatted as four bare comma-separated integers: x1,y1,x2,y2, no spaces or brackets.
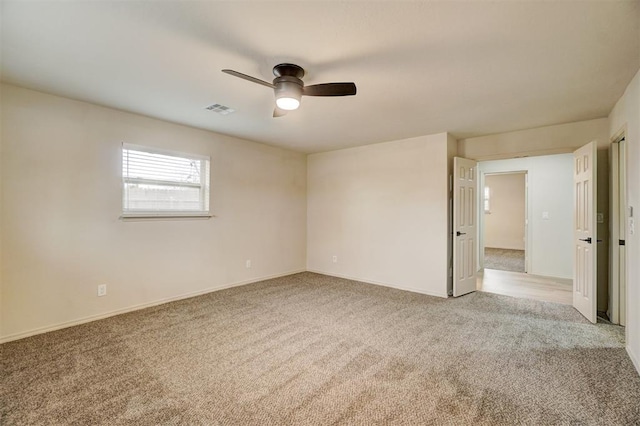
477,268,573,305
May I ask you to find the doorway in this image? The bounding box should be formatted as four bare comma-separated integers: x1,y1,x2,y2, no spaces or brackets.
482,172,527,273
476,154,575,305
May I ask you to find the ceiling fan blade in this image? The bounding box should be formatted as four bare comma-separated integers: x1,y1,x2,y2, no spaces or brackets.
222,69,275,89
273,107,288,118
303,82,357,97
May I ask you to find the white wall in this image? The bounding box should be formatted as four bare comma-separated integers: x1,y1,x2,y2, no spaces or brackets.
0,84,307,341
307,133,450,298
484,173,526,250
609,68,640,375
479,155,573,279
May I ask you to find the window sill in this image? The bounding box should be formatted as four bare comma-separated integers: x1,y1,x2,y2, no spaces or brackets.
120,213,213,221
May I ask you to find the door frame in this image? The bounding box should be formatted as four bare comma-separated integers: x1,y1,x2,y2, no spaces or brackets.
478,170,529,273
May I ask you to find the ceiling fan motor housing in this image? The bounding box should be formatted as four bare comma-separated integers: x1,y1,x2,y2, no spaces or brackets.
273,64,305,104
273,63,305,79
274,76,303,97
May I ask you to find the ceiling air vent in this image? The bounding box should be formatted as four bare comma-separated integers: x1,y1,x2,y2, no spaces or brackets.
205,103,235,115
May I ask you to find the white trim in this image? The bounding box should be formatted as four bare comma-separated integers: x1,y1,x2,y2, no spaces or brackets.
120,213,212,219
627,345,640,375
122,142,210,162
0,269,305,344
307,269,449,299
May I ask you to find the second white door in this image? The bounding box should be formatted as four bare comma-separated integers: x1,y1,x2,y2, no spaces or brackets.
573,141,597,323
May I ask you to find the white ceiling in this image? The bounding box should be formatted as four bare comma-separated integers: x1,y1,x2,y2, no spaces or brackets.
1,1,639,153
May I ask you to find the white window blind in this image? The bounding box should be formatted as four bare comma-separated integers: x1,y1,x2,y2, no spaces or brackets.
122,143,210,217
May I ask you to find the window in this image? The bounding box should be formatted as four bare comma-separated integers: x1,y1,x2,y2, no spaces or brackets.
122,143,210,218
484,186,491,213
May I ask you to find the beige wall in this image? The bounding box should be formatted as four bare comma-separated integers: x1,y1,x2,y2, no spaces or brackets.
609,68,640,374
460,118,610,310
484,173,526,250
0,84,307,341
0,86,3,328
307,133,450,298
458,118,610,160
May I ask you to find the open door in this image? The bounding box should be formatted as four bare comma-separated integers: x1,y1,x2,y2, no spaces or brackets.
453,157,477,297
573,141,597,323
618,139,627,327
609,136,627,326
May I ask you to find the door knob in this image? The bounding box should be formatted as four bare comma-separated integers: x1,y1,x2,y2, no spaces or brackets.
456,231,466,236
579,237,592,244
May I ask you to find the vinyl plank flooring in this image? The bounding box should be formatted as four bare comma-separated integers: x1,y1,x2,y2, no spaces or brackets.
477,268,573,305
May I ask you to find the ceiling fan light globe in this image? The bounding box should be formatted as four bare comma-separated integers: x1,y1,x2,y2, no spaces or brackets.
276,97,300,111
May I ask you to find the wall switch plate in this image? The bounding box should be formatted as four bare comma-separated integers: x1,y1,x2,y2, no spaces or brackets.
630,218,635,235
542,211,550,220
97,284,107,297
597,213,604,223
332,255,338,263
245,260,251,268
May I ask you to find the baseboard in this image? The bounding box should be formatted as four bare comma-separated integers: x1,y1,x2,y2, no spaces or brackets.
627,345,640,376
307,269,449,299
0,269,306,344
485,246,526,251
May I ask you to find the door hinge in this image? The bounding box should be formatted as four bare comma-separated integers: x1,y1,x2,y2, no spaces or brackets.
619,239,626,246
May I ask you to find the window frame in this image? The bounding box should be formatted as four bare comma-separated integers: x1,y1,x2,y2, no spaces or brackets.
121,143,211,219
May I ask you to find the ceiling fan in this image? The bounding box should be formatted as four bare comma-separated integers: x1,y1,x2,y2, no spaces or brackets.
222,63,357,117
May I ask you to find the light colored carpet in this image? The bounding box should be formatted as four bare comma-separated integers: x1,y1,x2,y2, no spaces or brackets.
484,247,525,272
2,272,639,425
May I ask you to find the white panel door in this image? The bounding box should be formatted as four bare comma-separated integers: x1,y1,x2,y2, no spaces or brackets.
609,138,626,326
453,157,477,297
573,141,597,323
618,139,627,326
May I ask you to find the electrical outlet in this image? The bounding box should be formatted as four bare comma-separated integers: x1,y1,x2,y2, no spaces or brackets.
332,255,338,263
97,284,107,297
245,259,251,268
597,213,604,223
